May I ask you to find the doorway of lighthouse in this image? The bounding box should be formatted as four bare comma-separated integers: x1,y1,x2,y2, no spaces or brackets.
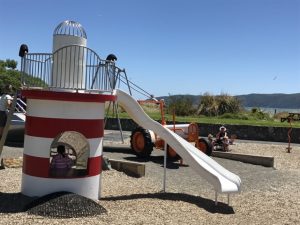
49,131,90,178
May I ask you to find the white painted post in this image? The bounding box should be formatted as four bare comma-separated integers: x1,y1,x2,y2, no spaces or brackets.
163,141,167,192
215,191,218,206
227,194,230,206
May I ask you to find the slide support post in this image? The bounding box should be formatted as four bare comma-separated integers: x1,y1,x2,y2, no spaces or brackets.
227,194,230,206
163,141,167,192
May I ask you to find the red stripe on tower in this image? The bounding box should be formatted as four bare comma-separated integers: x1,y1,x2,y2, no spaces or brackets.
22,155,50,177
22,90,117,102
25,116,104,138
23,154,102,178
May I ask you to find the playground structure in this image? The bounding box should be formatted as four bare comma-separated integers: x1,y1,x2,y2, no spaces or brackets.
130,99,212,160
2,20,240,204
117,90,241,198
281,113,300,153
19,21,117,200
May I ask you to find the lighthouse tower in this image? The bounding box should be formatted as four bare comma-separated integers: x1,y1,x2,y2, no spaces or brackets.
21,21,116,200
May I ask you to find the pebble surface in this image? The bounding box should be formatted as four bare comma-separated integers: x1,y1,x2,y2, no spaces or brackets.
0,133,300,224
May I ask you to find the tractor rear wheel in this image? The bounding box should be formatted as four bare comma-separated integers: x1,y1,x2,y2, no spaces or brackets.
196,138,212,156
130,127,154,158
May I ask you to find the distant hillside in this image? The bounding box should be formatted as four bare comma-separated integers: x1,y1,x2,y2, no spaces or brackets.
157,93,300,109
236,93,300,109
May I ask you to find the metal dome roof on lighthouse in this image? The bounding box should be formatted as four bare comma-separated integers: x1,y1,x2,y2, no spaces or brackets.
53,20,87,39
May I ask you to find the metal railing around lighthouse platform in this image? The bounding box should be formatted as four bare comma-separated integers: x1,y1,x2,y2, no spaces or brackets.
20,45,123,93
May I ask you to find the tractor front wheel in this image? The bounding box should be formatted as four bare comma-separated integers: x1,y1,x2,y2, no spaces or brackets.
167,145,182,162
130,127,154,158
196,138,212,156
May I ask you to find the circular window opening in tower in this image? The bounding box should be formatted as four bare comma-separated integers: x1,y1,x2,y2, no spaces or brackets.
49,131,90,178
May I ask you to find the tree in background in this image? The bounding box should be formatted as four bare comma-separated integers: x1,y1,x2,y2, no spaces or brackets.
167,95,196,116
0,59,18,71
197,92,242,116
1,57,50,93
197,92,218,116
217,93,242,115
0,60,7,74
5,59,17,70
0,59,21,93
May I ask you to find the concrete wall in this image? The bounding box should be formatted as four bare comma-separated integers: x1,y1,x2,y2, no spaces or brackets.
105,118,300,144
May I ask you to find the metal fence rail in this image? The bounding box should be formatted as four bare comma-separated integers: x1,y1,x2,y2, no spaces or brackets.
21,45,118,92
21,53,52,88
16,98,27,113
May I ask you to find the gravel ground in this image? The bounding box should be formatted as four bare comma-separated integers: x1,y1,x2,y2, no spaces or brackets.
0,132,300,224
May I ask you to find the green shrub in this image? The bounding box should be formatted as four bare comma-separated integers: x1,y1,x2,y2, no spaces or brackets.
248,108,272,121
198,92,242,116
167,95,196,116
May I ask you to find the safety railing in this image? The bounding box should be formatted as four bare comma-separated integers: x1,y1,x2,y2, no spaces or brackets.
15,98,27,113
20,45,118,93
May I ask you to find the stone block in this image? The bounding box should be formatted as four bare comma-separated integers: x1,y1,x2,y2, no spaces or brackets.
212,151,274,167
109,159,145,177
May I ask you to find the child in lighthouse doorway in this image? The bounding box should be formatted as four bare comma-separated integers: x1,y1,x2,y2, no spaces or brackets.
50,145,73,176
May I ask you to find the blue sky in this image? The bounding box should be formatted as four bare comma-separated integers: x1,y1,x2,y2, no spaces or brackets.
0,0,299,98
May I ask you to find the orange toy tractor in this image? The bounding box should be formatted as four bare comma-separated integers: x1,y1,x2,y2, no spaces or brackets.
130,99,212,160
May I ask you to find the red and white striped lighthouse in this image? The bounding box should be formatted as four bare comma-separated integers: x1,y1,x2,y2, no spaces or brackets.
20,21,117,200
21,90,116,200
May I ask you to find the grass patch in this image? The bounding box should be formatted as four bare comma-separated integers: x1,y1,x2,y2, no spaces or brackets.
107,111,300,128
105,103,300,128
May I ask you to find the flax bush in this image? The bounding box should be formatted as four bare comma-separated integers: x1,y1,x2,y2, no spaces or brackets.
197,92,242,116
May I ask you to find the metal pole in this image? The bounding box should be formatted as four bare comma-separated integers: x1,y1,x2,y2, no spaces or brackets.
121,69,132,96
287,119,292,153
90,62,102,89
104,101,112,128
98,140,103,199
163,141,167,192
115,103,124,143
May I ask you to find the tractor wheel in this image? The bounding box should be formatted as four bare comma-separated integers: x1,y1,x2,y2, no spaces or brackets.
167,145,182,162
196,138,212,156
130,127,154,158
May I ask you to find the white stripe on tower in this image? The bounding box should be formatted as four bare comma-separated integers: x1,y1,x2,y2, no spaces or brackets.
24,135,103,158
26,99,105,119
